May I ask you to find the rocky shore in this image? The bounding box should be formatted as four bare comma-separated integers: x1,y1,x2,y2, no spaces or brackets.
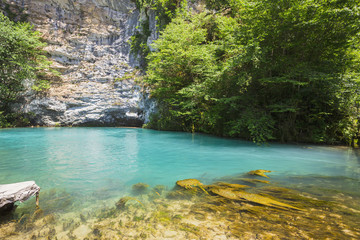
1,171,359,240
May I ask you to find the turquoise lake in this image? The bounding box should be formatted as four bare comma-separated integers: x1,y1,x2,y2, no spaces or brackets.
0,127,359,207
1,127,360,239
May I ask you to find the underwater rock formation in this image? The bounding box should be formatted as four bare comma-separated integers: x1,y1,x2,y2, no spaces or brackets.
1,174,359,240
131,183,150,194
176,179,204,189
248,169,272,178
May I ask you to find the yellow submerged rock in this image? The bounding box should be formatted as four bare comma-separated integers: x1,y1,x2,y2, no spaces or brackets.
239,178,270,184
248,169,272,178
176,179,203,189
176,179,208,194
210,188,302,211
214,182,251,189
209,188,239,200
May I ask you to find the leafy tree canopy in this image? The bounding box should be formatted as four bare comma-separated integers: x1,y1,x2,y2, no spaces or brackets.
143,0,360,144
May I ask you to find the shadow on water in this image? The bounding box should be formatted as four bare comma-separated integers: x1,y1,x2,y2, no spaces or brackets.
352,148,360,164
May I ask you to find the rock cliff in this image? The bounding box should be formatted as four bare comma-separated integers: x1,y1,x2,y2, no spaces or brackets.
2,0,156,126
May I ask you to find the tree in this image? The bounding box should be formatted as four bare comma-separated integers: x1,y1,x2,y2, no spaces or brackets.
223,0,360,143
0,12,51,127
145,11,219,132
143,0,360,144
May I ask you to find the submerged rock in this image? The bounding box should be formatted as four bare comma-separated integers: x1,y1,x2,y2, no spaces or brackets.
115,196,143,210
238,178,270,185
32,208,44,220
131,183,150,194
209,186,302,211
247,169,272,178
176,179,204,189
153,185,167,194
166,190,196,200
176,179,209,195
213,182,251,189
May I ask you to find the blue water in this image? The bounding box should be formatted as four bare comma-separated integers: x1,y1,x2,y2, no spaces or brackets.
0,127,359,200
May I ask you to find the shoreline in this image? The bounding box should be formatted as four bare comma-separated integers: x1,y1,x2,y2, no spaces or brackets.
0,126,355,149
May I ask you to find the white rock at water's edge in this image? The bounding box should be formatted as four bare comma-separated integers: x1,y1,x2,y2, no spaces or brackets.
0,181,40,208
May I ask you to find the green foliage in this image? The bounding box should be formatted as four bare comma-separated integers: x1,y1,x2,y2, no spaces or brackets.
0,111,11,128
204,0,233,12
31,79,51,92
130,0,185,65
0,12,53,127
132,0,153,10
0,111,31,128
226,109,275,143
1,1,29,22
230,0,360,143
143,0,360,144
152,0,184,30
145,12,219,132
130,18,151,62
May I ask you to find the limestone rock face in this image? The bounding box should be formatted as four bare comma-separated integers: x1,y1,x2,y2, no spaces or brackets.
3,0,156,126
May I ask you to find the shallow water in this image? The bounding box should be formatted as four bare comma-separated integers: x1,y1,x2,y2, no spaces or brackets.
0,127,360,239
